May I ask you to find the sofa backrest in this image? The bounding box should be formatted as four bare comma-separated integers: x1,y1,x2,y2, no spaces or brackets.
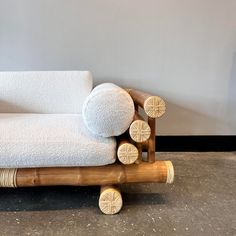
0,71,93,113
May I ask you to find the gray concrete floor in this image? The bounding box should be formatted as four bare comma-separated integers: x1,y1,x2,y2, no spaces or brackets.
0,152,235,236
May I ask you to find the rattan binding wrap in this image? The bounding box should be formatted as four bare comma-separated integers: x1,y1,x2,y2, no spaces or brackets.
0,168,17,187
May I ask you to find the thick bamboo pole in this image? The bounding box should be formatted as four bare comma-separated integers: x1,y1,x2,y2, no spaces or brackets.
99,185,123,215
129,111,151,143
14,161,174,187
127,89,166,118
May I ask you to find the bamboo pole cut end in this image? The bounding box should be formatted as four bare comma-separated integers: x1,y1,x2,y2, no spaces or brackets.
129,120,151,143
165,161,174,184
117,143,139,165
0,168,17,187
144,96,166,118
99,186,123,215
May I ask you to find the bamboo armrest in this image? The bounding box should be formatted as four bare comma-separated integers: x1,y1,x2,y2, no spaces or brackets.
126,88,166,118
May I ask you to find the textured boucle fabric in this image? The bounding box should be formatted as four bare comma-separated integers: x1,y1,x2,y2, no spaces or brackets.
0,71,93,113
82,83,135,137
0,114,116,168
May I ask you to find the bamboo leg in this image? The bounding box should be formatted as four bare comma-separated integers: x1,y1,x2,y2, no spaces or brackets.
99,185,123,215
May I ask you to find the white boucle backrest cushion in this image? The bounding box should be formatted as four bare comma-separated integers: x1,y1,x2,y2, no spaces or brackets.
82,83,135,137
0,71,93,113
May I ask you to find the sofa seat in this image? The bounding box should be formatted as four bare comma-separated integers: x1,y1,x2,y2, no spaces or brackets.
0,114,116,168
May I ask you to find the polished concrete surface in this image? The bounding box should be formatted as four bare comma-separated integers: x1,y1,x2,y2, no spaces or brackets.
0,152,235,236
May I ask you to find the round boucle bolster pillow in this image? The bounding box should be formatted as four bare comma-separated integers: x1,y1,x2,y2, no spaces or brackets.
82,83,135,137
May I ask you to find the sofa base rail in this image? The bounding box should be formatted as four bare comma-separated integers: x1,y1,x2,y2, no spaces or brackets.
0,161,174,187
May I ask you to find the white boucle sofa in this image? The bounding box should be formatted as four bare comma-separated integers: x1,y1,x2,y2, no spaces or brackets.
0,71,174,214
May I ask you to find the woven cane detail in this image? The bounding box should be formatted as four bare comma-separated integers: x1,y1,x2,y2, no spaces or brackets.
0,168,17,187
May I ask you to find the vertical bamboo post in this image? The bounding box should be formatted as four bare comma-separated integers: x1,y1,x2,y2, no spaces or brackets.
147,117,156,163
135,143,143,164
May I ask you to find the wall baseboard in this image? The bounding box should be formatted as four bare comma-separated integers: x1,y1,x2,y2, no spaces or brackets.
155,136,236,152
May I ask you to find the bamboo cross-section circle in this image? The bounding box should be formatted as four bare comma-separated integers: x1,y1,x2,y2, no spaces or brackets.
129,120,151,143
165,161,174,184
117,143,139,164
0,168,17,187
144,96,166,118
99,186,123,215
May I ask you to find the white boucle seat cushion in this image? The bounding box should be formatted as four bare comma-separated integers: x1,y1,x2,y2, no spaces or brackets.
82,83,135,137
0,114,116,168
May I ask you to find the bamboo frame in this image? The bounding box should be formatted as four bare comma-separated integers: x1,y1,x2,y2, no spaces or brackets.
0,161,174,187
127,88,166,163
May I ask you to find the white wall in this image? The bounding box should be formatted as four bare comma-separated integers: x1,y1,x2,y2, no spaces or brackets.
0,0,235,134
